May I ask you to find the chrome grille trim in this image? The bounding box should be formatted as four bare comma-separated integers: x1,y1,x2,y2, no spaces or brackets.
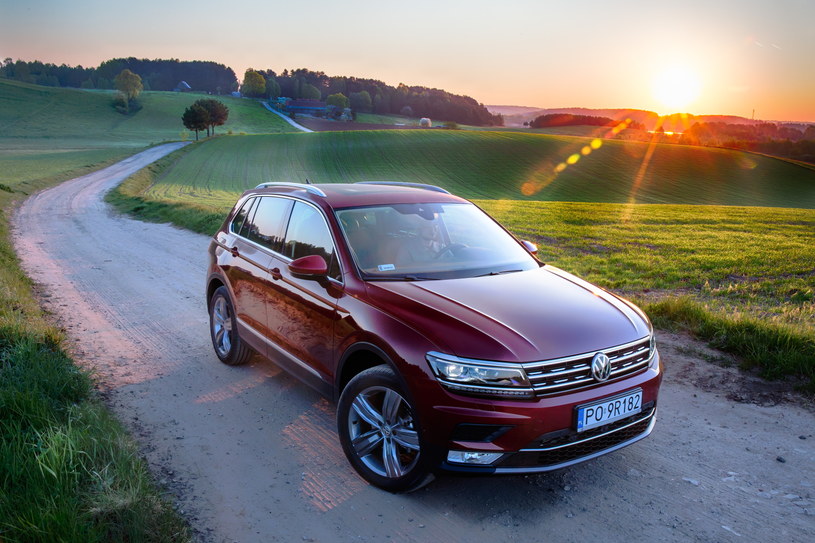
523,336,652,396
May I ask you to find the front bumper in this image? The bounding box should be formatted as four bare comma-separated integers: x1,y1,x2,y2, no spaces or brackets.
440,406,657,474
417,350,663,474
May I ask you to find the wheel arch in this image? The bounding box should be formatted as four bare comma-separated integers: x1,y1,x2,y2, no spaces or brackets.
206,275,226,309
335,342,400,401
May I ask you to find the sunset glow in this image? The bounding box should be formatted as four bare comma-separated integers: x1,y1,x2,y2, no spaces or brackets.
0,0,813,121
652,66,702,113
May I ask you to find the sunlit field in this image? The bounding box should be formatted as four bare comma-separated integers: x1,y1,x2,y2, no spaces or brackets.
143,130,815,209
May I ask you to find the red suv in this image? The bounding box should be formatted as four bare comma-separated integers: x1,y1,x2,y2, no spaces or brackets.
206,182,662,491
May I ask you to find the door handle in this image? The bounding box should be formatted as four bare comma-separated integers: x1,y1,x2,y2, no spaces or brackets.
270,267,282,280
230,246,240,257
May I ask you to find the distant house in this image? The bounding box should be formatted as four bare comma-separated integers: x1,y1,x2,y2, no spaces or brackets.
174,81,192,92
285,99,328,115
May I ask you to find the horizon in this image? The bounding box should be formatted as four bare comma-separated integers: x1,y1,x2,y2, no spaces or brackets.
2,0,813,123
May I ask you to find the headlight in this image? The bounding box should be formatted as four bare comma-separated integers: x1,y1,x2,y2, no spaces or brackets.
649,333,659,368
427,352,534,398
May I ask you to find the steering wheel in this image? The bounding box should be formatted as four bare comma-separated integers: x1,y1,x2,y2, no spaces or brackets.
434,243,467,259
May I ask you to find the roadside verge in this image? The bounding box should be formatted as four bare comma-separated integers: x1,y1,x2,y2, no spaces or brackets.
0,144,190,541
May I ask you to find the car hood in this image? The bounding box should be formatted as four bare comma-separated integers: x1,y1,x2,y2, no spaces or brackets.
364,266,650,362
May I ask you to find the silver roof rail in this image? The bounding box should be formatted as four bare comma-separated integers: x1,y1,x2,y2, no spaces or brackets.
355,181,450,194
255,182,327,197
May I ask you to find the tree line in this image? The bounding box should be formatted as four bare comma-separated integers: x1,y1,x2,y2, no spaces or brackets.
1,57,502,126
529,113,646,130
679,122,815,163
1,58,502,126
1,58,237,94
680,122,815,145
241,67,503,126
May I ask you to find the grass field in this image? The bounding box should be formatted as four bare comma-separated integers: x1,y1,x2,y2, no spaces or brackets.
355,112,421,126
143,130,815,209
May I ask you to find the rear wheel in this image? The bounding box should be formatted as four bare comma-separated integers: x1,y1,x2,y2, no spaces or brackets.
337,365,433,492
209,286,252,366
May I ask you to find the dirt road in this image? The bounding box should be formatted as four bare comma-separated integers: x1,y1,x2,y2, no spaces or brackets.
12,145,815,542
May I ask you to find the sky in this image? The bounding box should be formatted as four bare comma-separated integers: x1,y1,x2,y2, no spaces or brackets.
2,0,814,121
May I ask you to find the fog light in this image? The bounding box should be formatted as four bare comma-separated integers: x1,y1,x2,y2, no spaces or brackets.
447,450,504,465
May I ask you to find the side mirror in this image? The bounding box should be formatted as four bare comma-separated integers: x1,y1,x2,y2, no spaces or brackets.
289,255,328,278
521,240,538,256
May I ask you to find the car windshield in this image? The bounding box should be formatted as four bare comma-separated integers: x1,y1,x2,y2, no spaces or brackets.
336,202,539,280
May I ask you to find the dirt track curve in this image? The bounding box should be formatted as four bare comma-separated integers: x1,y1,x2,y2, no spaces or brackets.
12,144,815,542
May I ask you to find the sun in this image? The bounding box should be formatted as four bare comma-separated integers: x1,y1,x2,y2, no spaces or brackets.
652,66,702,113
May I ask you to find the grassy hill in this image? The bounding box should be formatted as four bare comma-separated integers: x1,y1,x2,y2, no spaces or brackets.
0,78,298,193
143,130,815,209
0,79,296,150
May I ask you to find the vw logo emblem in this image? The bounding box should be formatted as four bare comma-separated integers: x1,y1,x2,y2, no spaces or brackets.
591,352,611,382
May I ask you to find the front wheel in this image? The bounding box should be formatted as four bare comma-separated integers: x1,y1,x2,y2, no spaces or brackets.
337,365,434,492
209,286,253,366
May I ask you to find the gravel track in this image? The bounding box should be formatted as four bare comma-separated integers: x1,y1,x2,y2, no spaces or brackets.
12,144,815,542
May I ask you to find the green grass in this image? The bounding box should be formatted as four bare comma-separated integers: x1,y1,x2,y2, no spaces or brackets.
141,130,815,209
0,148,133,197
0,78,297,150
0,163,190,540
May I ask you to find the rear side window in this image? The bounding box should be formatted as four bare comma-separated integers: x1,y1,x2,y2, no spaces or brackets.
243,197,293,253
230,197,255,236
283,201,341,280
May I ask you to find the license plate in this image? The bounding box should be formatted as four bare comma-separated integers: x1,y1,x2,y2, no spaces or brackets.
576,389,642,433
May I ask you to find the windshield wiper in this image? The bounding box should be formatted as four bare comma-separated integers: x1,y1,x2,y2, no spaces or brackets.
475,269,523,277
365,274,440,281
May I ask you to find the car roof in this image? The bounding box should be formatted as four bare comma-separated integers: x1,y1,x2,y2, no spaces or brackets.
247,182,469,209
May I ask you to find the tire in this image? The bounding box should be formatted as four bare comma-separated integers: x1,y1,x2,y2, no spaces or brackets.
209,286,253,366
337,365,434,492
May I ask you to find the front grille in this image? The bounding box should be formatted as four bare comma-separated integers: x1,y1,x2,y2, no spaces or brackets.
497,407,656,469
523,337,652,396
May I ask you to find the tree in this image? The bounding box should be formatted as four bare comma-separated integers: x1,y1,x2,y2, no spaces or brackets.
301,82,321,100
241,69,266,97
350,90,372,113
182,103,210,140
114,69,143,102
265,77,281,99
195,98,229,136
326,93,349,109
